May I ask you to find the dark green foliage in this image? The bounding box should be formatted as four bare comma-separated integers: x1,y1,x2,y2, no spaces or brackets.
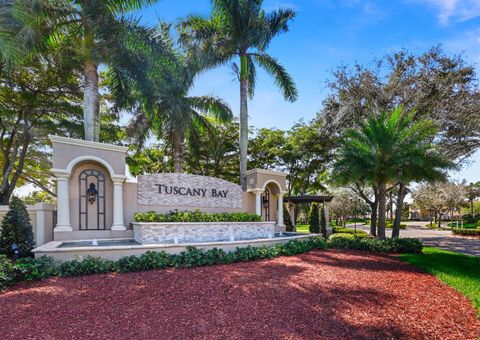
0,196,35,258
14,256,57,281
0,254,14,290
308,203,320,234
57,256,116,277
134,210,261,223
452,228,480,236
0,236,424,290
462,214,480,224
328,236,422,253
319,206,327,238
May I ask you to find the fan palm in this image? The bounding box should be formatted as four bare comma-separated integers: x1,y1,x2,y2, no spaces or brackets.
0,0,159,142
126,26,233,173
179,0,298,190
333,107,452,239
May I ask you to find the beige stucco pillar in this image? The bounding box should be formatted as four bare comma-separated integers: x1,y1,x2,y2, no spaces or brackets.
53,170,72,232
111,176,127,231
277,193,285,227
254,190,262,216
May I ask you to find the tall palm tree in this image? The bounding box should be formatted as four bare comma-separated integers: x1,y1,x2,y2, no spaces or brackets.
0,0,159,142
126,26,233,173
179,0,298,190
333,107,451,239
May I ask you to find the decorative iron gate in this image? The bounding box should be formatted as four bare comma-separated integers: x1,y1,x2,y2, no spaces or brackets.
79,169,106,230
262,188,270,221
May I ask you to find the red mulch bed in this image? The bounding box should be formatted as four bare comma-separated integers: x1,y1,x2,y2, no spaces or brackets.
1,250,479,339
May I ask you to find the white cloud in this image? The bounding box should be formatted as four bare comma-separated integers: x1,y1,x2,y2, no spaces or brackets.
422,0,480,25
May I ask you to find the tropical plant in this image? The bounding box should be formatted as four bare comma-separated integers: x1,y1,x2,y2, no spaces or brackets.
308,202,320,234
0,0,160,141
126,26,233,173
179,0,298,190
0,196,34,258
333,107,451,239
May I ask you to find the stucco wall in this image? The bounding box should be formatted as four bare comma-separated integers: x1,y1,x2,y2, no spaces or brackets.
52,140,126,176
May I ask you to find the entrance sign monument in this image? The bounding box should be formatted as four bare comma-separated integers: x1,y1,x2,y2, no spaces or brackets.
30,136,326,261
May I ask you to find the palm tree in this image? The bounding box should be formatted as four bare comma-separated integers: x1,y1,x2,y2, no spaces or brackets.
0,0,159,142
333,107,451,239
179,0,298,190
126,27,233,173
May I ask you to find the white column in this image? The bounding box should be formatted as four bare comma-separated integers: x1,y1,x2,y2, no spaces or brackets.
277,193,285,227
54,172,72,232
111,176,126,231
255,191,262,216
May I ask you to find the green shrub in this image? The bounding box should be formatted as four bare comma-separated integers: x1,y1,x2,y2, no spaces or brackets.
386,222,407,229
14,256,57,281
452,228,480,236
329,233,355,240
57,256,115,277
0,254,14,290
0,196,35,258
134,210,261,223
308,203,320,234
319,207,327,239
0,235,423,289
332,227,369,237
327,236,422,253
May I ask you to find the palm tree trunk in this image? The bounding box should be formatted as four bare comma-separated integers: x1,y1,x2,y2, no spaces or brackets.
370,199,378,236
377,184,387,239
173,129,185,173
239,54,248,191
392,182,406,238
83,61,100,142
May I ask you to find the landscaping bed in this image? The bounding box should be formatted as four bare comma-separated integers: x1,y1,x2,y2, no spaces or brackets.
0,250,478,339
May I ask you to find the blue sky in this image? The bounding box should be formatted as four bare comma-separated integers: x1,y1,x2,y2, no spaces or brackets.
135,0,480,183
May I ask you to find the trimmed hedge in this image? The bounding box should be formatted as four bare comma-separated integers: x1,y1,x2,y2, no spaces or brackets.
452,228,480,236
134,210,261,223
0,236,424,291
332,227,369,237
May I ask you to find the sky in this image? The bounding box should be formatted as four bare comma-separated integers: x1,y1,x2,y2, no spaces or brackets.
133,0,480,183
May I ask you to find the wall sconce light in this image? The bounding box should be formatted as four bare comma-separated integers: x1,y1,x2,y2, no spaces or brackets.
87,183,98,205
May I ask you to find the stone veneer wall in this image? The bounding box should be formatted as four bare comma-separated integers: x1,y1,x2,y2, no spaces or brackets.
137,173,242,209
133,222,276,244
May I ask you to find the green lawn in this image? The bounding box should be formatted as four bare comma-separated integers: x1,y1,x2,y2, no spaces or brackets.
399,247,480,316
296,224,310,233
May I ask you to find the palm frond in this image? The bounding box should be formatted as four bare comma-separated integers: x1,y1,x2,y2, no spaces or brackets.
253,52,297,101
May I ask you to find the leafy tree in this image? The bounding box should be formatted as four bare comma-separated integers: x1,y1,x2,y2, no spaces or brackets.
333,107,451,239
0,196,34,258
21,191,55,206
179,0,298,190
0,50,83,204
321,47,480,161
308,202,320,234
467,182,480,215
126,26,232,173
1,0,160,141
249,128,286,170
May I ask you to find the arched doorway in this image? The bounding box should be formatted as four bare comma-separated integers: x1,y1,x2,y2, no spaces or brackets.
79,169,106,230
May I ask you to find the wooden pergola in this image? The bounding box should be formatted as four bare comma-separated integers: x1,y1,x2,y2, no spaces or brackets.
283,195,334,226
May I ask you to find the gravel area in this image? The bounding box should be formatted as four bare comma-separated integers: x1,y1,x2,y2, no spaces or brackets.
0,250,478,339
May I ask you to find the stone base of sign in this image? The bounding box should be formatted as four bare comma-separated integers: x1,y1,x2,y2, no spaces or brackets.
133,221,276,244
33,233,315,261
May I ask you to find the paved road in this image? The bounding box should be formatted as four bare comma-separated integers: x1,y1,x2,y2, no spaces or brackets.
352,221,480,257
